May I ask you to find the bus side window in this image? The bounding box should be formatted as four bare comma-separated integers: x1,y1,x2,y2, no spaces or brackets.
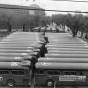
2,70,9,75
18,70,25,76
54,71,60,75
11,70,18,75
47,70,54,75
71,71,77,75
36,69,44,75
0,71,2,74
64,71,71,75
80,71,85,76
11,70,25,76
64,71,77,75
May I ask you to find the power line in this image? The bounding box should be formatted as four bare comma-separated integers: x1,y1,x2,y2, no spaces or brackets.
51,0,88,2
26,0,35,2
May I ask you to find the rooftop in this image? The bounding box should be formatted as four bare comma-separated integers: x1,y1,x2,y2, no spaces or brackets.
29,4,40,8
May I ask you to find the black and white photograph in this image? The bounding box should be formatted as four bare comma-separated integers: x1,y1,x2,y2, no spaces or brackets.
0,0,88,88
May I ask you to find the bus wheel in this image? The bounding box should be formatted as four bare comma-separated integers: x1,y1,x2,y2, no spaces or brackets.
46,80,54,87
7,79,15,87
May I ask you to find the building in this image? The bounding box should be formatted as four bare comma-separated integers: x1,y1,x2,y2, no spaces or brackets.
0,4,45,31
29,4,45,16
0,4,45,16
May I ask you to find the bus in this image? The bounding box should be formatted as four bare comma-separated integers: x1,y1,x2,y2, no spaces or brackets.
35,62,88,87
0,61,32,87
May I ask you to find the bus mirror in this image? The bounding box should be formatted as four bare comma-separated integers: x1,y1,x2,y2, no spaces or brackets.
20,60,31,66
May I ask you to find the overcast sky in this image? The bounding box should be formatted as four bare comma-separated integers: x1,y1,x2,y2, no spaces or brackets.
0,0,88,16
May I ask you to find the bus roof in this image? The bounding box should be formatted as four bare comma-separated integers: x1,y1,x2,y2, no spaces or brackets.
0,56,35,62
0,49,32,53
0,46,38,49
0,61,31,69
46,46,86,49
38,57,88,63
48,51,88,54
45,54,88,58
1,40,44,42
46,43,84,45
0,49,41,53
0,48,40,52
49,41,84,44
0,43,42,48
0,52,38,57
47,48,88,51
35,62,88,69
46,45,85,47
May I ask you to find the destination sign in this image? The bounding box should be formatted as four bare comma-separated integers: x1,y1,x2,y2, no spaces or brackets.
59,75,86,81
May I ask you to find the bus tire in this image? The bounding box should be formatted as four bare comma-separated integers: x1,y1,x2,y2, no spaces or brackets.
46,79,54,87
7,79,15,87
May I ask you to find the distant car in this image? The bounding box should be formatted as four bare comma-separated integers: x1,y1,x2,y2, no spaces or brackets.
46,27,51,32
40,27,46,32
33,27,41,32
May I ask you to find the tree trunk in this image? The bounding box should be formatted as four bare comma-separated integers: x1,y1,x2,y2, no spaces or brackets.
7,22,12,32
81,30,84,38
72,28,79,37
62,25,65,32
72,29,76,37
75,28,79,36
30,23,33,32
23,24,25,32
85,32,88,39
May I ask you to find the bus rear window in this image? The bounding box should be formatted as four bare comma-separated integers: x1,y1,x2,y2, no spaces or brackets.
11,70,25,76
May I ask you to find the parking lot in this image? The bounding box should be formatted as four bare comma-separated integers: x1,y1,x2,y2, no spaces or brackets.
0,32,88,88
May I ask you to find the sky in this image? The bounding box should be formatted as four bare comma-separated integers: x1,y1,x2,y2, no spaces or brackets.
0,0,88,16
